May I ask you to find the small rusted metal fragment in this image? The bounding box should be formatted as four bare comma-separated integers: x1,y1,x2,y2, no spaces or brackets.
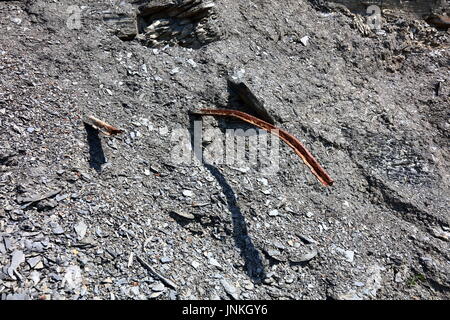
83,115,124,136
191,108,334,187
425,14,450,30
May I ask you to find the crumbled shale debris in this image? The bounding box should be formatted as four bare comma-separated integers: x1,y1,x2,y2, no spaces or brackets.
137,0,221,48
1,0,449,301
105,0,222,48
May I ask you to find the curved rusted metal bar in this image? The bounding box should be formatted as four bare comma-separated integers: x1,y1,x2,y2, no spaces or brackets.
191,108,334,187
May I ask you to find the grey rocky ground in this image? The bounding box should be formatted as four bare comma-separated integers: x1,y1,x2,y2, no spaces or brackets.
0,0,449,300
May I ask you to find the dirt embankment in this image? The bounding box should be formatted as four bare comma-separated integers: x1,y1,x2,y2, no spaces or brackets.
0,0,449,300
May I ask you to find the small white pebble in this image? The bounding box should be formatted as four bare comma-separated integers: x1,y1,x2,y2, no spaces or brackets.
269,209,279,217
300,35,309,46
182,190,194,197
305,211,314,218
170,67,180,75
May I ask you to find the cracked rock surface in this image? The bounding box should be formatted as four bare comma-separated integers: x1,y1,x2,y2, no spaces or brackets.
0,0,449,300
